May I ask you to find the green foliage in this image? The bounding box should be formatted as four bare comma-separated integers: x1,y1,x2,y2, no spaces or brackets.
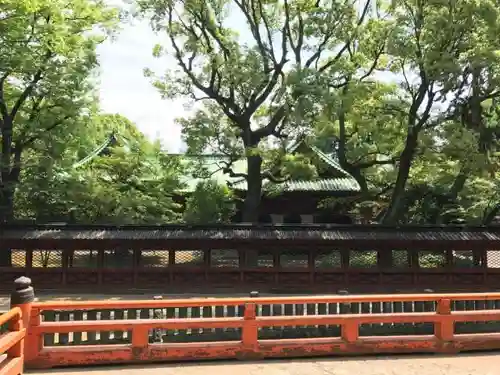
0,0,119,221
15,114,185,223
312,0,500,224
183,180,236,224
5,0,500,227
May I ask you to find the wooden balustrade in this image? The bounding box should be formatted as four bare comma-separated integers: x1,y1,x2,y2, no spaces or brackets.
0,308,25,375
22,291,500,369
0,277,35,375
5,276,500,371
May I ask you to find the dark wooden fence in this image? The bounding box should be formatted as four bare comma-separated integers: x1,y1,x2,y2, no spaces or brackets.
1,247,499,292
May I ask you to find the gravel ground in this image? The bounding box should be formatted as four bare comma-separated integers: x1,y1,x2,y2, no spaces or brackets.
27,353,499,375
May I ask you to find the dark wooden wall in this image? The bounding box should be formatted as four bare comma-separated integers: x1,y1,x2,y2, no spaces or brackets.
1,246,498,293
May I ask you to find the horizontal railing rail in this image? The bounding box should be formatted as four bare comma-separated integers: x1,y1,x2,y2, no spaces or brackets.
23,292,500,369
30,292,500,308
0,307,25,375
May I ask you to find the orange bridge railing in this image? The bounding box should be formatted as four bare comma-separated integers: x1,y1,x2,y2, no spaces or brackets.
25,293,500,368
0,308,25,375
4,277,500,370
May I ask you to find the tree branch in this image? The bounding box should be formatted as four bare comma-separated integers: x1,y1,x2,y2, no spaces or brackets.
317,0,372,73
167,7,242,124
10,50,52,120
253,105,287,141
20,114,72,148
0,71,10,125
261,169,290,184
243,8,289,121
354,156,399,170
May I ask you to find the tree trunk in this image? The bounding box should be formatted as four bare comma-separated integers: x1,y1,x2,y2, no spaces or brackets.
449,168,469,200
242,154,263,268
242,154,263,223
382,130,419,224
0,121,21,267
378,130,418,267
0,189,14,266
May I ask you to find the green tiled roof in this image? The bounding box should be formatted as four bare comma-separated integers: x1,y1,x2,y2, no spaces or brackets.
231,178,360,192
288,142,350,176
171,138,362,194
73,136,360,194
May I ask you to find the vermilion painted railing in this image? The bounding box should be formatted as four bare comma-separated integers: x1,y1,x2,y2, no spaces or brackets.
22,292,500,369
0,308,25,375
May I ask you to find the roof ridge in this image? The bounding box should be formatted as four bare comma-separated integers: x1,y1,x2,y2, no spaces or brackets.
72,134,116,169
279,176,358,183
307,144,350,176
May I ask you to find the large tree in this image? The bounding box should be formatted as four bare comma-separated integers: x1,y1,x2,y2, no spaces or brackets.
139,0,385,221
0,0,118,222
380,0,500,223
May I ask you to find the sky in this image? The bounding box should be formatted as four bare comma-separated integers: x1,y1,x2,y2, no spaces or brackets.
95,0,386,154
96,15,188,153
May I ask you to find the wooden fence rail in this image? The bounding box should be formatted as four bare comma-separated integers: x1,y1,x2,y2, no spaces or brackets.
23,291,500,369
0,307,25,375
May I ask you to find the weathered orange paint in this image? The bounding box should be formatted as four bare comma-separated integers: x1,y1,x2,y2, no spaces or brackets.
22,307,41,364
241,303,259,359
30,291,500,310
18,294,500,369
0,307,26,375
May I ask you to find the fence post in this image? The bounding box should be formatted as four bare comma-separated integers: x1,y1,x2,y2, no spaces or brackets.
10,276,35,367
338,290,358,343
239,291,260,359
10,277,35,332
435,298,454,346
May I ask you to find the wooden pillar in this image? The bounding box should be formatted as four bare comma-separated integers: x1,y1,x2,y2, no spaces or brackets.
10,276,36,367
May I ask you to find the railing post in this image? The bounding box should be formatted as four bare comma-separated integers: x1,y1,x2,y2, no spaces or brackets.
9,276,35,366
10,277,35,334
338,290,358,343
240,291,259,359
132,324,150,357
435,298,453,343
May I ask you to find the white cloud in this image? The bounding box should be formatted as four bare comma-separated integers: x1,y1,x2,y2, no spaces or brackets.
97,19,187,152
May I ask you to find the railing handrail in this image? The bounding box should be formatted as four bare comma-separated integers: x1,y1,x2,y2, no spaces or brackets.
0,307,22,326
31,292,500,310
0,307,25,375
